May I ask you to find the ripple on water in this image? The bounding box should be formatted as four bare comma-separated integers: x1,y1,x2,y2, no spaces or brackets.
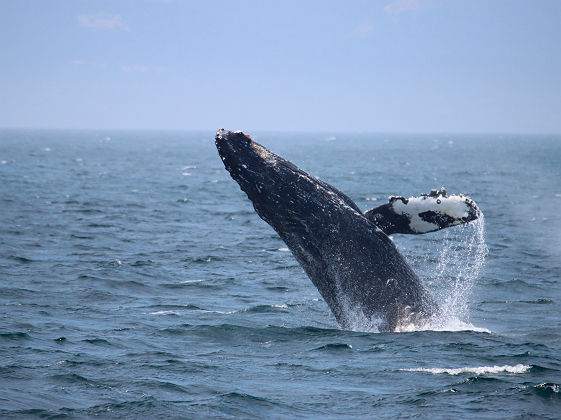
9,256,35,264
0,331,31,341
313,343,353,352
82,338,113,346
228,304,289,314
208,392,290,418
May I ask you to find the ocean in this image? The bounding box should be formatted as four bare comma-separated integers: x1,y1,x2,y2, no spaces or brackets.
1,129,560,418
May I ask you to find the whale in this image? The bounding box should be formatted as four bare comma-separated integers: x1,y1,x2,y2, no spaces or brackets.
215,129,479,331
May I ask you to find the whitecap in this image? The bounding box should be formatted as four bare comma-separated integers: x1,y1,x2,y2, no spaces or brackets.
394,317,491,334
401,364,530,375
148,310,180,316
227,303,288,314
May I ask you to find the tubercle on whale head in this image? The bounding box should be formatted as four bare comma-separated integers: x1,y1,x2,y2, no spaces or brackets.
215,129,274,199
215,129,252,156
215,129,272,158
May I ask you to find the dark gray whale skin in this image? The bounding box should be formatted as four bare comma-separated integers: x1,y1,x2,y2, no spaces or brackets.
215,129,437,331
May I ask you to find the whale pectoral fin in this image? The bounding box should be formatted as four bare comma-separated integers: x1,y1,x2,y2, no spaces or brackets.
364,203,416,235
364,189,481,235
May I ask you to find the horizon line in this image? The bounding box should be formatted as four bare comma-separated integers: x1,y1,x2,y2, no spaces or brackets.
1,126,560,137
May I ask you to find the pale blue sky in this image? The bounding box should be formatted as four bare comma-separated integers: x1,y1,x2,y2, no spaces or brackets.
1,0,560,133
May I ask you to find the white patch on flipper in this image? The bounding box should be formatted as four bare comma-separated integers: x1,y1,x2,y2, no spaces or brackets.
390,194,472,234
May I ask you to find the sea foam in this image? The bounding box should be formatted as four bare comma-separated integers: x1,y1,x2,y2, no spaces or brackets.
401,364,531,375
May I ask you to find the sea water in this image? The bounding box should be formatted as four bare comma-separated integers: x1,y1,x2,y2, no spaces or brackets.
1,129,560,418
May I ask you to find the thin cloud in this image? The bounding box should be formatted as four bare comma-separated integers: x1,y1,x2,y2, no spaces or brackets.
384,0,422,15
133,65,149,72
121,65,148,73
352,25,374,38
77,14,127,30
72,61,166,73
70,58,167,73
121,64,165,73
72,60,108,69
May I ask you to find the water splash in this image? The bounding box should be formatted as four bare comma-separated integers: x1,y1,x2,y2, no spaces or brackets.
398,216,488,332
390,215,489,332
429,215,488,328
342,216,488,333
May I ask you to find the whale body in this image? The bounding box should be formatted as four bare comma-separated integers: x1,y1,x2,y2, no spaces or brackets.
215,129,440,331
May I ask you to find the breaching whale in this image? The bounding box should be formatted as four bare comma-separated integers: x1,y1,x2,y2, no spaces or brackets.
215,129,480,331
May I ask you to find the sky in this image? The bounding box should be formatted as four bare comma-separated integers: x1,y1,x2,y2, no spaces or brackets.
1,0,560,133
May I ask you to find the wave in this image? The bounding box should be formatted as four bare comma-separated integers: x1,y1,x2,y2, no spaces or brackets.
228,304,289,314
395,316,492,334
148,310,181,316
145,304,203,315
401,364,531,375
338,306,491,334
0,331,31,340
9,255,35,263
160,279,221,289
313,343,353,351
533,382,561,397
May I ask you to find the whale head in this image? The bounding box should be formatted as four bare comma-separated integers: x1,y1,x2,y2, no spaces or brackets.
215,129,280,200
215,129,363,220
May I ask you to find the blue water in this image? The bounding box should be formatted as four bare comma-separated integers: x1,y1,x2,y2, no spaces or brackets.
1,129,560,418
